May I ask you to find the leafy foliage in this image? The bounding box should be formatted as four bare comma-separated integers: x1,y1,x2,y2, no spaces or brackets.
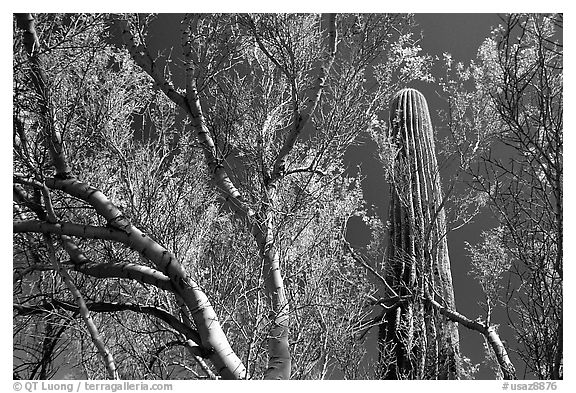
13,13,432,380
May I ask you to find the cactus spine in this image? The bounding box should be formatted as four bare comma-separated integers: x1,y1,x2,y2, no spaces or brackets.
379,88,461,379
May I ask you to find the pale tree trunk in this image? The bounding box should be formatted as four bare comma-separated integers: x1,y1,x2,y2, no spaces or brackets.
254,14,336,379
257,185,291,379
380,88,461,379
13,215,248,379
116,14,337,379
117,16,288,378
15,14,248,379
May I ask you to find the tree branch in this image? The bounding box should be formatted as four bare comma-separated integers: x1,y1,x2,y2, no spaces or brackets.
113,16,187,111
14,299,202,346
71,260,174,293
45,239,119,379
180,39,255,223
14,13,72,178
427,296,517,379
285,166,327,177
13,218,247,379
61,235,174,292
343,240,398,298
16,13,247,380
270,13,337,182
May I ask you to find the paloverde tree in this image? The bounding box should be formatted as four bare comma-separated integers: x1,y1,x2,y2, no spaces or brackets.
13,13,431,379
438,14,562,379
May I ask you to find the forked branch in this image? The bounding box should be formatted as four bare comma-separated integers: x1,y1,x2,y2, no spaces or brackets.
427,296,517,380
270,14,337,182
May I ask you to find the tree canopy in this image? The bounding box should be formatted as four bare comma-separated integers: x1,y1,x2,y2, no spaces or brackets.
13,13,562,380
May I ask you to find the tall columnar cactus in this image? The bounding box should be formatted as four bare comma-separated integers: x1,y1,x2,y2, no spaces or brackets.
379,88,461,379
